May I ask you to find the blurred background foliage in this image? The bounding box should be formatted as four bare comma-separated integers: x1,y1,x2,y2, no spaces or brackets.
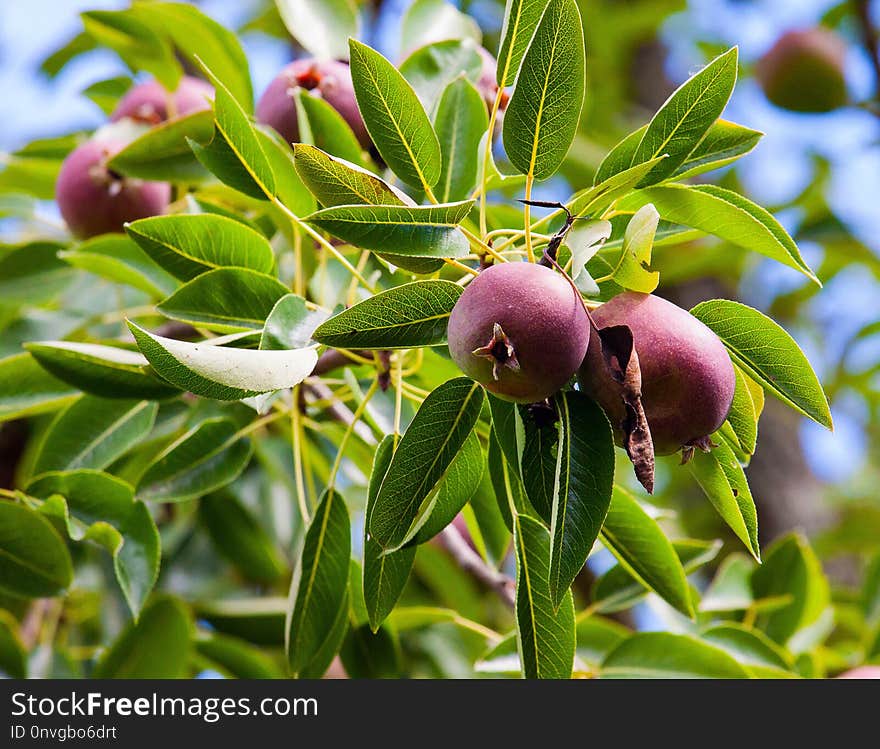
0,0,878,678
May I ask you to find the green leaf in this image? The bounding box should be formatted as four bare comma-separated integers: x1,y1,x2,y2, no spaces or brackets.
724,365,762,456
600,486,693,617
293,144,407,208
256,127,317,216
41,31,98,78
190,128,265,200
631,47,738,185
28,470,160,616
503,0,585,180
158,268,289,333
690,299,832,429
287,488,351,675
33,397,158,475
195,631,283,679
25,341,181,401
0,500,73,598
700,623,796,678
435,77,489,202
137,417,253,502
468,472,512,565
672,119,763,181
547,392,615,607
128,322,318,400
400,39,484,114
349,39,441,192
340,623,400,678
199,491,286,583
298,587,350,677
700,553,757,612
486,429,524,529
618,184,818,283
196,63,275,198
611,204,660,293
576,615,629,670
401,0,482,54
195,597,287,646
261,294,329,351
58,235,179,298
0,611,26,678
81,76,132,115
305,201,473,258
601,632,750,679
369,378,484,550
296,92,364,165
94,596,192,678
106,110,214,182
147,2,252,110
474,633,521,675
126,214,276,281
591,539,720,614
0,353,78,423
408,431,484,545
514,513,575,679
276,0,359,61
364,436,416,632
752,533,830,647
0,241,73,305
313,280,462,349
0,154,61,200
687,439,760,561
496,0,551,87
81,10,181,91
293,145,444,272
594,126,651,186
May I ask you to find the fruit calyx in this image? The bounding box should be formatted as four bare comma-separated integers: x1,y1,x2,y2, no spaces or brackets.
472,323,521,381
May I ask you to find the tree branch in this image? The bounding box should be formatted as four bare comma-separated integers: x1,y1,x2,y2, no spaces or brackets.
439,525,516,609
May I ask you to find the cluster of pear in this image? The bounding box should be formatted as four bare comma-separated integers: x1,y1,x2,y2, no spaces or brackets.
448,262,735,457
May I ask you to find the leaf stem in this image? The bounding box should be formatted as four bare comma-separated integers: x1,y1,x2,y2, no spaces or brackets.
479,86,506,239
424,183,439,204
523,173,536,262
460,226,507,265
292,223,304,297
443,257,479,277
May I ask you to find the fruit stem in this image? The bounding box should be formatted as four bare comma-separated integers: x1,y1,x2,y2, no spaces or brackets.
443,257,479,277
523,173,536,262
478,86,507,239
459,226,506,263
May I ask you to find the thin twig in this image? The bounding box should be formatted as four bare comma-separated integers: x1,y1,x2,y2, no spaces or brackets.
439,525,516,609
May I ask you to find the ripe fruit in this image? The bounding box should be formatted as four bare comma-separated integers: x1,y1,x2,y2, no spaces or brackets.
56,139,171,239
577,292,735,455
447,262,589,404
110,76,214,124
256,59,368,147
756,28,848,113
